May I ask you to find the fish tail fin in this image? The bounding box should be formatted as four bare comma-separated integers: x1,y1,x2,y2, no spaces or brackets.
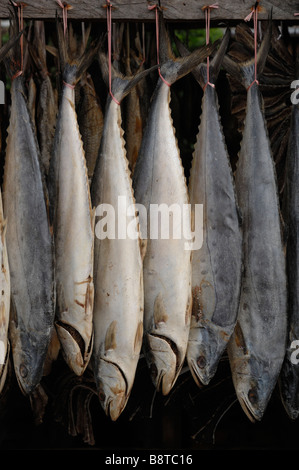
175,28,230,89
2,3,24,77
222,13,272,89
99,50,158,103
56,17,104,86
160,41,219,86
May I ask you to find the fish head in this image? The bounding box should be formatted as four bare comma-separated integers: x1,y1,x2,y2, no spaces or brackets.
187,323,231,386
94,358,128,421
11,331,48,396
55,320,94,376
144,332,182,396
233,360,276,422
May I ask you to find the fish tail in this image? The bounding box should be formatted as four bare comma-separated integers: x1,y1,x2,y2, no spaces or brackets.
222,14,272,90
98,50,158,103
56,17,104,86
175,28,230,89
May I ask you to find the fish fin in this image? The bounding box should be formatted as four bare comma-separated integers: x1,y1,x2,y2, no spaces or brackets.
175,28,230,88
157,9,176,64
153,293,168,327
0,219,7,245
56,15,104,86
134,321,143,355
99,51,158,103
223,12,272,89
104,320,117,351
45,45,58,58
160,41,219,86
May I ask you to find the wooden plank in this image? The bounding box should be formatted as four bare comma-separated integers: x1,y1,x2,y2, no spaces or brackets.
0,0,298,21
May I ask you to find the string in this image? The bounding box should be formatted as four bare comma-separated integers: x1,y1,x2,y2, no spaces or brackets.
63,81,75,89
245,3,259,90
148,4,170,87
12,2,25,80
56,1,76,89
56,0,70,37
106,0,120,105
202,3,219,91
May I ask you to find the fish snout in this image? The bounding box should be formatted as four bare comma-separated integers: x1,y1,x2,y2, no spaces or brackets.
145,333,181,396
96,360,128,421
237,378,270,422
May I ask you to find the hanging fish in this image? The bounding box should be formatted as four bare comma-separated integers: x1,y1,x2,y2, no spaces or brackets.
77,72,104,183
132,11,218,396
3,22,55,395
90,53,156,421
176,29,243,387
223,17,287,421
48,21,101,376
279,47,299,420
29,21,58,179
0,31,23,395
0,191,10,395
123,24,145,172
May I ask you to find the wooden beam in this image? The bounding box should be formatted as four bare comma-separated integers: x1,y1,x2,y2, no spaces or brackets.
0,0,298,22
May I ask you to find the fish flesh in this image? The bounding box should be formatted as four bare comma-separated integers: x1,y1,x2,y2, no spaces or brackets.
133,13,218,396
176,29,243,387
48,22,100,376
223,19,287,421
3,46,55,395
90,53,155,421
279,48,299,420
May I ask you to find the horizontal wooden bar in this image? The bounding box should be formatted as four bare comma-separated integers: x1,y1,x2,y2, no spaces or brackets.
0,0,298,22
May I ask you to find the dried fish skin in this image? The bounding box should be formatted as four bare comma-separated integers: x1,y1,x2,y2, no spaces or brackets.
0,191,10,395
279,100,299,420
224,20,287,421
49,80,95,377
3,76,55,395
90,56,147,421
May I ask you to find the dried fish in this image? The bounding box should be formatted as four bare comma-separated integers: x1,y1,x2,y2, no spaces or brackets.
176,30,243,387
133,13,217,396
223,19,287,421
90,53,155,421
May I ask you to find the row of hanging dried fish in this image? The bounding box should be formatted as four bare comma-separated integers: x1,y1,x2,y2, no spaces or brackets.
0,4,298,430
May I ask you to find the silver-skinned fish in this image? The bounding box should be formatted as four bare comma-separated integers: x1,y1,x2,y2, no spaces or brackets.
90,53,156,421
223,18,287,421
176,29,243,387
48,22,101,376
133,12,218,396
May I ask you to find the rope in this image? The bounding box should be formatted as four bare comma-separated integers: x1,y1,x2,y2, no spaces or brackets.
56,0,71,37
148,4,170,87
202,3,219,91
245,2,259,90
12,2,25,80
105,0,120,105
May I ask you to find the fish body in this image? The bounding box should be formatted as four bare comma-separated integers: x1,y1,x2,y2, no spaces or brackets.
49,64,95,376
224,22,287,421
3,76,54,395
279,100,299,420
90,58,149,421
0,191,10,394
77,73,104,182
133,28,216,395
179,31,243,386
